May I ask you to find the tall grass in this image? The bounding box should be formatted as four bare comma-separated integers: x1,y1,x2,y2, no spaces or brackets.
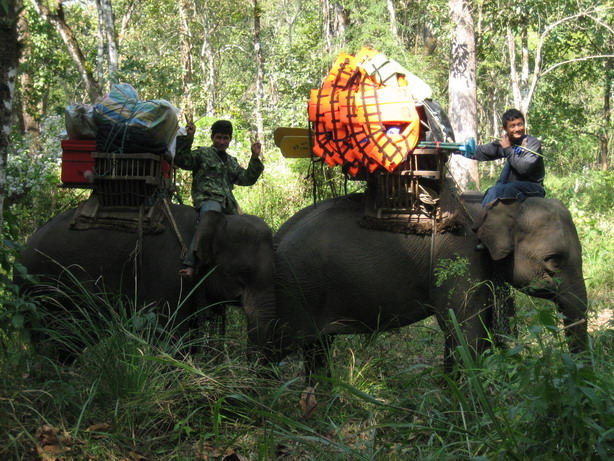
2,286,611,459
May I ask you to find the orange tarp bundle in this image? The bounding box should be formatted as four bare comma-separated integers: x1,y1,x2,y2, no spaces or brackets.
308,47,421,176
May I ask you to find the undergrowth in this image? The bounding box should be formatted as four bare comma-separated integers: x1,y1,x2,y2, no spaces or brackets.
1,171,612,459
1,282,612,460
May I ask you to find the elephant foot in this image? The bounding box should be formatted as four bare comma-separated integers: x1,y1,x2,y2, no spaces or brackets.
179,266,195,281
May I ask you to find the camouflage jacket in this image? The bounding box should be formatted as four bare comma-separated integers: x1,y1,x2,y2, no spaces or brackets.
175,136,264,214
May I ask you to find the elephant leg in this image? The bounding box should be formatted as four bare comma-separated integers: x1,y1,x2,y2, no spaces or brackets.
303,335,334,385
439,306,491,375
199,305,226,358
208,304,226,338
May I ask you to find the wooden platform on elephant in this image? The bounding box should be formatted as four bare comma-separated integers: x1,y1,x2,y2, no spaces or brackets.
360,175,484,235
70,193,167,234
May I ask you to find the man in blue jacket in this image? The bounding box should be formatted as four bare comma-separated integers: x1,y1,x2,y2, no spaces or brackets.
461,108,545,206
457,108,544,250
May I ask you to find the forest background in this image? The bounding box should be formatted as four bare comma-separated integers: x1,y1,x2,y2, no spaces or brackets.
0,0,613,459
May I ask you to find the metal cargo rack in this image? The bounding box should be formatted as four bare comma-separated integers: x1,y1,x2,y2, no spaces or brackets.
92,152,176,207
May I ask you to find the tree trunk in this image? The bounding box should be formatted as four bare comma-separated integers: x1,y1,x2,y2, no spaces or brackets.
94,0,119,85
179,0,194,123
421,24,437,56
520,23,529,94
0,0,22,236
101,0,118,79
17,6,40,140
321,0,331,50
96,0,119,83
95,0,105,83
31,0,101,102
198,8,215,116
321,0,347,50
253,0,264,142
507,27,522,111
447,0,479,191
602,50,612,171
118,0,136,43
332,2,349,39
387,0,398,41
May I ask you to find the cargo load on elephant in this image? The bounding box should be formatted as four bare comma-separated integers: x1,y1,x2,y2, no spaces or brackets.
60,83,180,232
275,47,474,232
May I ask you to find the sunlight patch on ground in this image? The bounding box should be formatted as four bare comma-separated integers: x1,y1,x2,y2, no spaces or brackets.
589,308,613,332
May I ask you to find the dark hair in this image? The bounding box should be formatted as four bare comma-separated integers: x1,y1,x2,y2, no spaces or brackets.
501,109,525,128
211,120,233,137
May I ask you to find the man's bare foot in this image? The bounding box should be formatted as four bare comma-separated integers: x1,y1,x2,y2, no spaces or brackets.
179,266,195,281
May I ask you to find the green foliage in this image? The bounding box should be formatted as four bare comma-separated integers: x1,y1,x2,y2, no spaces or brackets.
0,240,38,352
5,116,85,240
434,256,471,288
447,305,614,460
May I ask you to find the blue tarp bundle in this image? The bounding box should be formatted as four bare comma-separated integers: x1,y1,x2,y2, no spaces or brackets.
94,83,179,154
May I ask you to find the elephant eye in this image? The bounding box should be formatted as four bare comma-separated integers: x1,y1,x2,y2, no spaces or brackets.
544,255,562,273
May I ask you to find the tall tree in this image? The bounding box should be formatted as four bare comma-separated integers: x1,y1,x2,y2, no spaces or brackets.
321,0,348,51
253,0,264,140
30,0,101,102
0,0,22,235
178,0,194,122
447,0,479,191
94,0,119,84
503,3,613,116
386,0,398,42
17,6,39,138
600,38,612,171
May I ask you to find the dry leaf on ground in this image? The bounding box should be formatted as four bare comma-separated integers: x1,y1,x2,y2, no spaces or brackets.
35,425,73,460
300,385,318,419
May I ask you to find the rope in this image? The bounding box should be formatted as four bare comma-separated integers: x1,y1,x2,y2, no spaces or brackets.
129,203,145,295
443,163,476,227
162,197,189,259
137,203,144,269
428,211,436,298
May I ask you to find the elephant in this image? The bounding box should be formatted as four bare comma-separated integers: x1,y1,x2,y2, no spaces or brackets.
16,203,276,356
268,188,588,376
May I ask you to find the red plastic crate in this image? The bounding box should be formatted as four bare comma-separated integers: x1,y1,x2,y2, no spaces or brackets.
61,139,96,185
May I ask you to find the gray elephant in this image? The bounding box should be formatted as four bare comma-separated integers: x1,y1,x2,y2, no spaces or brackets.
16,204,276,355
269,190,588,374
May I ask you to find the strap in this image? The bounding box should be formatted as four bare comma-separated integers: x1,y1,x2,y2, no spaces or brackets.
162,197,189,259
429,213,436,298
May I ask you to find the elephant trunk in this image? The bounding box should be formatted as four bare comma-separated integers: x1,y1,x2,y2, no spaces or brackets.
241,289,280,363
555,275,588,354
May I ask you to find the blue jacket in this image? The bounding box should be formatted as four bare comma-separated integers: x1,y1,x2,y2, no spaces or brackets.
468,134,544,184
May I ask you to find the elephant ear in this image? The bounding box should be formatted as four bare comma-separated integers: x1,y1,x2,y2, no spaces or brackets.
476,198,521,261
194,211,227,265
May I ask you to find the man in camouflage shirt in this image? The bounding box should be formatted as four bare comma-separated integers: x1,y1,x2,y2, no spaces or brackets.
175,119,264,279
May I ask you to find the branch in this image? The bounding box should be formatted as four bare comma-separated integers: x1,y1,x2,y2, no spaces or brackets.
586,13,614,35
541,55,614,77
578,130,599,139
524,6,611,113
215,44,250,57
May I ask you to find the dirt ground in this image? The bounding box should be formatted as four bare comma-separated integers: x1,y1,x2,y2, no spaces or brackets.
589,308,613,332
